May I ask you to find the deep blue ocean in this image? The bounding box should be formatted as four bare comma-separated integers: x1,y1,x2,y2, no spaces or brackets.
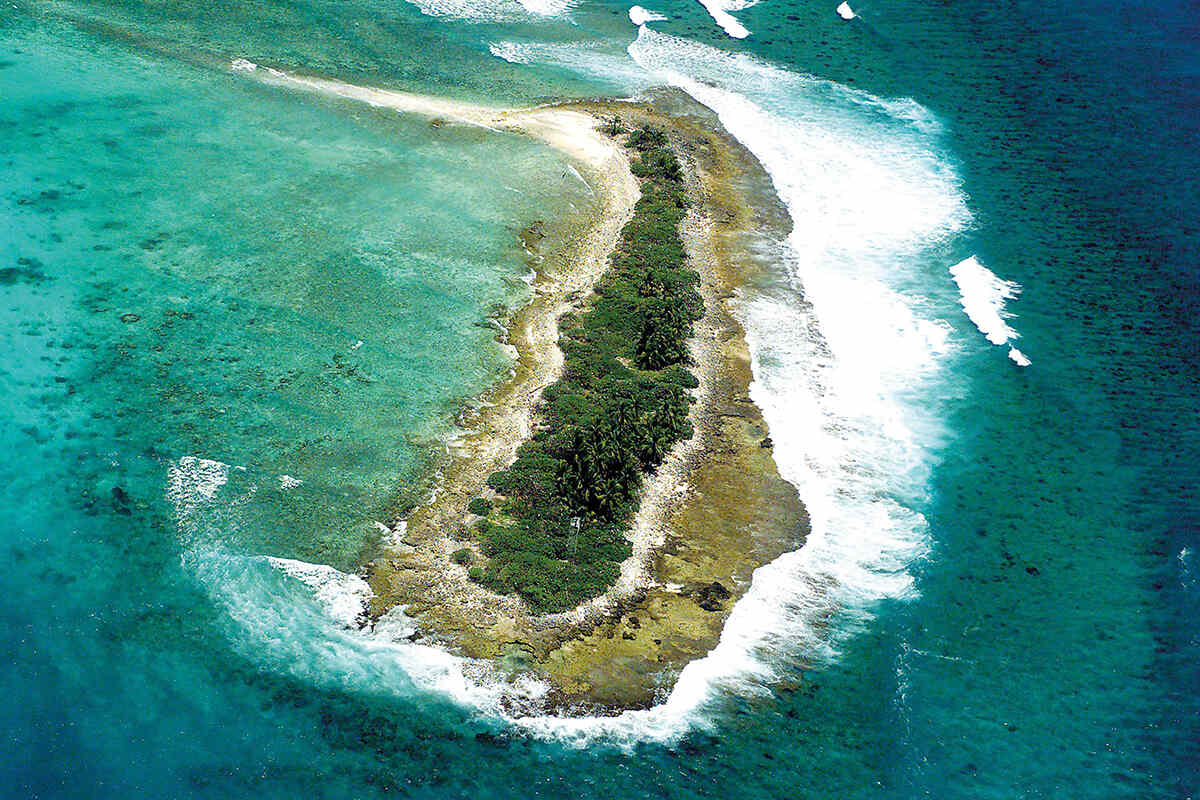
2,0,1197,797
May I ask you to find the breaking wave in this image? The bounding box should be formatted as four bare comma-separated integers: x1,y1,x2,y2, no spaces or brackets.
166,455,549,712
487,40,657,89
629,5,669,25
694,0,751,38
581,27,971,733
949,255,1031,365
404,0,579,22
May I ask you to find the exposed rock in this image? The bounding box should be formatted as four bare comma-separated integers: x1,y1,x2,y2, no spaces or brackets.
691,580,731,611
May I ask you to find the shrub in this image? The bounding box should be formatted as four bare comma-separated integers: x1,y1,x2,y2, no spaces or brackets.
661,364,700,389
451,548,474,566
467,566,485,581
467,497,493,516
631,148,681,182
627,126,667,151
600,116,625,136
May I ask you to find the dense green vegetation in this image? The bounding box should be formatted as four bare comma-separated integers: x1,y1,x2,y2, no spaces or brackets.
469,126,702,612
466,498,493,516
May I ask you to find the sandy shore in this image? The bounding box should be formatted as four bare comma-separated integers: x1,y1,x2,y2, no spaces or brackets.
234,63,807,712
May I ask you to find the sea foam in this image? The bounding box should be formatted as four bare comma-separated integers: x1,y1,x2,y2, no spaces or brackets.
949,255,1031,365
428,30,976,746
167,455,231,506
694,0,751,38
404,0,577,21
164,456,543,712
629,5,668,25
537,27,971,734
948,256,1019,345
488,40,657,89
263,557,373,629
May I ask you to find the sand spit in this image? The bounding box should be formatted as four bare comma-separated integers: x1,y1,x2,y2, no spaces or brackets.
234,61,625,190
233,63,806,713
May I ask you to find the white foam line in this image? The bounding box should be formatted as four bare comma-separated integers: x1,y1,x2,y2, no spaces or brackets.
488,40,658,90
489,41,530,64
163,456,550,713
450,31,974,747
403,0,578,21
263,556,373,629
949,255,1031,365
162,457,692,743
515,0,577,14
629,5,668,25
548,27,968,738
948,256,1019,345
695,0,750,38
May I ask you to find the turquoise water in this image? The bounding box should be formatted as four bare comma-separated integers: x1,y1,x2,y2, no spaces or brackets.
3,0,1196,797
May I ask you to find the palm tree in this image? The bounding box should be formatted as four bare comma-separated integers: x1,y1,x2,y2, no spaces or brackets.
636,299,689,369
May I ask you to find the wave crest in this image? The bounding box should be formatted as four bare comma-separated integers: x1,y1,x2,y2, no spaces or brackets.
949,255,1031,365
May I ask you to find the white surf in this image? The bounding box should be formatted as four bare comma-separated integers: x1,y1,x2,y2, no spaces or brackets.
488,40,659,90
404,0,578,22
629,5,669,25
522,27,975,743
949,255,1031,365
695,0,751,38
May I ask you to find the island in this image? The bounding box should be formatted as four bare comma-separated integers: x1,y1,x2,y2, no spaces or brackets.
239,64,809,714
